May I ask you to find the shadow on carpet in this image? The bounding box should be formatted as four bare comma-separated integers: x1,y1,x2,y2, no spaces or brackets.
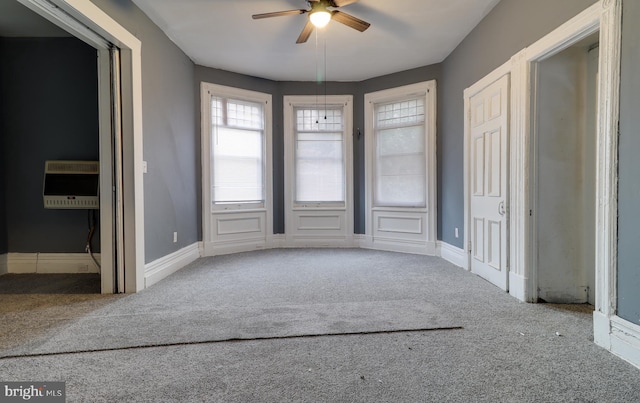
0,274,100,294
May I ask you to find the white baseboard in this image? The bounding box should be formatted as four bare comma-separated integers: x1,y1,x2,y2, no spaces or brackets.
284,235,359,249
269,234,286,248
6,253,101,274
593,311,612,349
609,316,640,370
593,313,640,370
509,271,530,302
202,237,272,257
144,243,200,288
0,253,7,275
438,241,467,269
198,241,205,257
359,235,437,256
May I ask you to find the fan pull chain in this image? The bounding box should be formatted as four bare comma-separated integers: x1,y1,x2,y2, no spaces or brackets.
315,27,319,124
324,29,327,121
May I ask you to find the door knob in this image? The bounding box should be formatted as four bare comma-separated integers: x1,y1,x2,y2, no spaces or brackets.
498,201,506,216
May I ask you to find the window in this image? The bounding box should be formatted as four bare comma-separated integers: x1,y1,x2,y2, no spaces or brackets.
373,97,426,207
294,106,345,203
283,95,353,243
210,96,265,207
201,83,272,255
364,81,437,253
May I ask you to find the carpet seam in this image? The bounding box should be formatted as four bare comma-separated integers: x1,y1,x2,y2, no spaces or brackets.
0,326,464,360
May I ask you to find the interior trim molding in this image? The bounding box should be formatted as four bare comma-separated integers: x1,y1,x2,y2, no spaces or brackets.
5,253,101,274
200,83,274,260
510,2,602,302
364,81,438,256
438,241,467,269
508,271,527,301
360,235,437,256
22,0,146,293
269,234,287,249
144,243,200,288
609,316,640,369
202,238,269,257
591,0,631,367
0,254,8,275
283,95,355,246
284,235,358,249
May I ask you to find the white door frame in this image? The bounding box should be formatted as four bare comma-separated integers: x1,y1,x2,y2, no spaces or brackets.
465,0,639,369
509,2,602,303
509,0,640,369
19,0,146,293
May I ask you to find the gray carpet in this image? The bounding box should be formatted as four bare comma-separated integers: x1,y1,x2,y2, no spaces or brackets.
1,248,640,402
0,249,459,357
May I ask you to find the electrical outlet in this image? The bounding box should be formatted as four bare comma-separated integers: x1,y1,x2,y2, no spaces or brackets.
455,228,459,238
142,161,148,173
78,264,89,272
173,232,178,243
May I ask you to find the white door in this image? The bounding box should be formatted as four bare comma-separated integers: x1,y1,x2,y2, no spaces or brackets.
469,75,509,290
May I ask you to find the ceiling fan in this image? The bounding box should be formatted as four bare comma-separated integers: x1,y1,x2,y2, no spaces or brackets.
252,0,371,44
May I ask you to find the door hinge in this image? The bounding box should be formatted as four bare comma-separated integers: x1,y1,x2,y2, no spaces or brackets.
468,241,472,253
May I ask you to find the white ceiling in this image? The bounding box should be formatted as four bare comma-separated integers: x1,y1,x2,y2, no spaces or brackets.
132,0,501,82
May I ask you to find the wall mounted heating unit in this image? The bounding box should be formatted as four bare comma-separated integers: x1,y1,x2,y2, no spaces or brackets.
43,160,99,209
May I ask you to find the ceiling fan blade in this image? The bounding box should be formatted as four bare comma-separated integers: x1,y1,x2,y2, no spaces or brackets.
296,20,315,44
329,0,359,7
331,10,370,32
252,9,307,20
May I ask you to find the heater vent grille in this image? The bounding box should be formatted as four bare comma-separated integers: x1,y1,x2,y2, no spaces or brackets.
43,160,100,210
45,160,99,174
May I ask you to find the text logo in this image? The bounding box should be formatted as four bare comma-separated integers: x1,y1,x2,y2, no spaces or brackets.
0,382,65,403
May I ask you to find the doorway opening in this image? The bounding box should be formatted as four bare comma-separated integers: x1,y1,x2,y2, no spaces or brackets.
0,2,103,293
0,0,146,294
531,32,600,304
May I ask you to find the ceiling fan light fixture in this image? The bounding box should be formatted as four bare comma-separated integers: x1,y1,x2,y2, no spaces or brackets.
310,10,331,28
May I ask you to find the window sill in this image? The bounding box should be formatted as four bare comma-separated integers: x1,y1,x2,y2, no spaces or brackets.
212,206,266,214
293,204,346,211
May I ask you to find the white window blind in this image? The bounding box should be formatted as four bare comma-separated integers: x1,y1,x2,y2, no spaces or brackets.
294,107,345,203
374,97,426,207
211,97,264,204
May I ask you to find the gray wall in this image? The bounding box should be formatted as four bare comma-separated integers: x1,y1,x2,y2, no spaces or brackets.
0,37,99,253
195,65,442,235
92,0,599,260
90,0,198,263
440,0,598,248
617,0,640,326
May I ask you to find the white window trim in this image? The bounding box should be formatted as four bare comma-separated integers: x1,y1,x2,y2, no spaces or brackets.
363,81,437,254
283,95,354,243
201,82,273,252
